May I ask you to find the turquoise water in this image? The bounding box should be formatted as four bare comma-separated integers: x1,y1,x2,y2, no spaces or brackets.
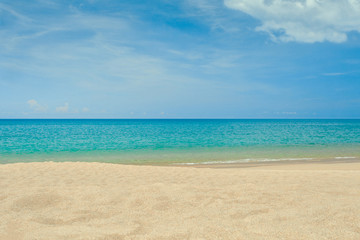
1,119,360,164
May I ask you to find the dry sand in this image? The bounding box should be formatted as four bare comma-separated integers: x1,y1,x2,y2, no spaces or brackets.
1,160,360,240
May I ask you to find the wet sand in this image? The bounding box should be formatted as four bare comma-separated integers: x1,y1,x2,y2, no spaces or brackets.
1,159,360,239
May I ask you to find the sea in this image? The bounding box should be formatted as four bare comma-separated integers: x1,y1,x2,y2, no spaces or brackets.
1,119,360,165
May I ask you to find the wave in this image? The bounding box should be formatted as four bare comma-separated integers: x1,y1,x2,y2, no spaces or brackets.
175,157,314,165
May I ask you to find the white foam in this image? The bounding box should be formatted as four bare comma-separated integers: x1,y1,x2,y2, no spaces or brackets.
175,158,314,165
334,157,356,159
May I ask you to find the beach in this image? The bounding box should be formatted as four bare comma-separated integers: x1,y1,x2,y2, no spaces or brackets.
1,160,360,239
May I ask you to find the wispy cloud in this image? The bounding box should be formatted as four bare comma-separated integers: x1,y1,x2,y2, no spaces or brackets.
323,72,348,76
225,0,360,43
0,3,275,99
185,0,243,32
0,3,33,23
56,103,69,113
27,99,47,112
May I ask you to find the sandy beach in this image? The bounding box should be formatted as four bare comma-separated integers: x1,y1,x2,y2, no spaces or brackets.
1,160,360,240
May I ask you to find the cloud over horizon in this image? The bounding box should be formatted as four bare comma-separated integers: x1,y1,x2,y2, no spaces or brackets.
27,99,47,112
56,103,69,113
225,0,360,43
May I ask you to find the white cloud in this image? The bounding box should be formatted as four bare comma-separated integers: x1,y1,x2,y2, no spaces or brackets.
27,99,47,112
56,103,69,113
282,111,297,115
273,111,297,115
323,72,347,76
82,107,89,112
225,0,360,43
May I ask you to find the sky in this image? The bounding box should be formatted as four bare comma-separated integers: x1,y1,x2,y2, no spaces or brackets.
1,0,360,119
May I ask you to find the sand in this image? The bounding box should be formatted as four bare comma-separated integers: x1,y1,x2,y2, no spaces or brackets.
1,160,360,240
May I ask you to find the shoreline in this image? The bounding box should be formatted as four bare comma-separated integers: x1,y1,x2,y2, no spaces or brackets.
178,157,360,169
2,155,360,167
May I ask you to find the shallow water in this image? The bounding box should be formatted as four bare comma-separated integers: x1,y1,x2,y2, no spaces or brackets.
1,119,360,164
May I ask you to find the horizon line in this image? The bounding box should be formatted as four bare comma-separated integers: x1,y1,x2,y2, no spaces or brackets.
1,118,360,120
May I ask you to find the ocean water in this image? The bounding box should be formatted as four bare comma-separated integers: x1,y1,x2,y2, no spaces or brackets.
0,119,360,165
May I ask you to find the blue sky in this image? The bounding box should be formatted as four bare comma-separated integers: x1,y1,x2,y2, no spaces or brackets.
1,0,360,118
